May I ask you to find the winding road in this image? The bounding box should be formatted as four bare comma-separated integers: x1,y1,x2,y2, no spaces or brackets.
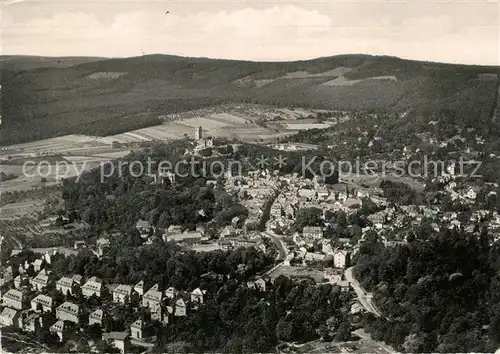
262,230,287,260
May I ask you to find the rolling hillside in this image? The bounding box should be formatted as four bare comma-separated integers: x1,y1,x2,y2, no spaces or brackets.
0,54,498,145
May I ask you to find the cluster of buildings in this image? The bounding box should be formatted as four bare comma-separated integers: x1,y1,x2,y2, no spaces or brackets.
0,252,214,353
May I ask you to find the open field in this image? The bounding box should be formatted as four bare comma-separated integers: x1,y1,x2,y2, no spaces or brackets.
322,75,398,86
81,104,336,144
0,200,45,220
0,103,337,194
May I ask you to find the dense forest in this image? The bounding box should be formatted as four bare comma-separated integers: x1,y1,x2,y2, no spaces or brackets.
1,54,498,145
354,228,500,352
61,141,249,231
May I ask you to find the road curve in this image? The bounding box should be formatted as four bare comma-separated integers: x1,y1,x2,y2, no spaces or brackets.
262,230,287,261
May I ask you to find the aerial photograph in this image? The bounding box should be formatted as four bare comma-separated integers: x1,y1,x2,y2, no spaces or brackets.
1,0,500,353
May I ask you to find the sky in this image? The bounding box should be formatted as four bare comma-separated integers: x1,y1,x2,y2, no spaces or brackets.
2,0,499,65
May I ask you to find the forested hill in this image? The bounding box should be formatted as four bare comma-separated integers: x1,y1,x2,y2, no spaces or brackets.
355,229,500,352
1,54,499,145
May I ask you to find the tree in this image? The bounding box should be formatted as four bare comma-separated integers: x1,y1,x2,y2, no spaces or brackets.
295,207,323,230
334,320,351,342
86,323,101,341
276,319,293,341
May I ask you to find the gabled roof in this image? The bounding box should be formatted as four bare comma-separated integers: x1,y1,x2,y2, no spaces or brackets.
57,301,79,314
72,274,83,283
144,285,162,302
191,288,204,296
165,286,176,295
131,319,144,329
90,309,103,320
57,276,74,287
176,298,186,307
83,277,102,291
103,331,129,341
135,280,144,289
33,270,49,284
32,294,53,307
50,320,65,332
114,284,133,296
3,289,24,301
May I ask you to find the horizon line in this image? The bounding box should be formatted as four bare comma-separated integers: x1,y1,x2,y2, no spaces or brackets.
1,52,499,68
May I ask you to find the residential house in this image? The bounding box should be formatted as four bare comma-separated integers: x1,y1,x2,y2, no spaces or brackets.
74,240,86,249
151,308,168,325
298,189,316,201
221,225,237,238
333,250,351,269
323,269,343,284
466,187,479,200
113,284,133,304
322,240,334,255
136,219,150,237
165,287,176,299
134,280,145,296
14,274,27,289
166,225,183,234
284,204,296,219
305,252,326,262
96,237,111,257
143,284,162,311
31,294,53,313
56,302,79,323
33,259,44,272
350,302,365,315
103,332,129,354
31,269,50,292
130,319,144,339
56,276,75,296
384,240,407,248
2,289,26,310
90,309,106,327
50,320,66,342
70,275,83,288
336,280,351,292
367,212,386,229
2,266,14,284
270,203,282,219
302,226,323,240
0,307,19,327
190,288,206,305
317,187,329,200
164,231,203,244
82,276,102,298
174,299,187,317
247,278,266,292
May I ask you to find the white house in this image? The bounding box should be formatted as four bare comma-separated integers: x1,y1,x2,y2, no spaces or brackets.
333,250,351,269
50,320,66,342
143,284,162,311
82,276,102,298
0,307,18,327
113,284,133,304
31,294,53,313
190,288,206,304
56,302,79,323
